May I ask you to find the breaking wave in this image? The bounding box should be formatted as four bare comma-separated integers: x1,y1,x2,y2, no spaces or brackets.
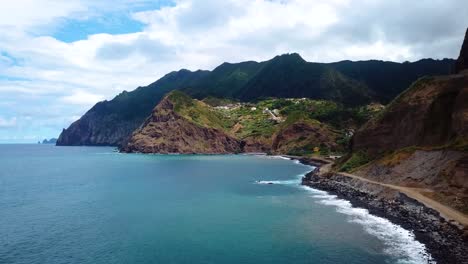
256,162,435,264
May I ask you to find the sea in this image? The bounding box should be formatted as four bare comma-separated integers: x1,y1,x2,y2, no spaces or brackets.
0,144,434,264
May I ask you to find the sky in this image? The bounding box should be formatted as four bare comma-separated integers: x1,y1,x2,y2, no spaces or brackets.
0,0,467,143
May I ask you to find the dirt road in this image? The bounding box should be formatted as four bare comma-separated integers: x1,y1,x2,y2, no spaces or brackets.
319,164,468,227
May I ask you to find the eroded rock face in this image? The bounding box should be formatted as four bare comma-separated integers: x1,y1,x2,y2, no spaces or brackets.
352,73,468,156
350,61,468,214
120,96,242,154
455,28,468,73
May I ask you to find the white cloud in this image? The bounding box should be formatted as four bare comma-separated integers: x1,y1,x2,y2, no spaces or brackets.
60,90,105,105
0,0,467,141
0,117,17,128
0,0,86,30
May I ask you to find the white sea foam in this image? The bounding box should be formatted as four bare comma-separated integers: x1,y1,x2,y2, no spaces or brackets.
301,186,435,264
257,162,434,263
256,155,292,160
256,172,308,186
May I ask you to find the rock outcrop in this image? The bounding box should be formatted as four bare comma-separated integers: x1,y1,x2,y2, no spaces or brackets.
56,70,210,146
455,28,468,73
121,92,242,154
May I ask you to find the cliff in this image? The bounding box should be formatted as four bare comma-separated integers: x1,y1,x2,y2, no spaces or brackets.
341,69,468,213
351,73,468,156
121,92,356,155
56,70,209,146
455,28,468,73
121,92,242,154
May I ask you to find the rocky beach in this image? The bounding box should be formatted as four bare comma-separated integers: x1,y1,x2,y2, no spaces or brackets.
299,161,468,264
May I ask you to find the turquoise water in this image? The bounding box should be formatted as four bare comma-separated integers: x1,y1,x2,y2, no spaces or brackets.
0,145,432,264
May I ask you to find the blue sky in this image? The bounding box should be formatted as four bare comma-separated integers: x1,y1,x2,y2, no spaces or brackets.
0,0,467,143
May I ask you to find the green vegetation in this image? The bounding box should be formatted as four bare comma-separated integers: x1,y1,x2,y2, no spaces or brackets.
59,54,453,146
339,151,372,172
367,76,432,127
166,92,353,155
168,91,232,131
260,98,383,129
201,96,238,107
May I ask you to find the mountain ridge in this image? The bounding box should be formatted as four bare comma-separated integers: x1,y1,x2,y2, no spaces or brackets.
57,54,455,146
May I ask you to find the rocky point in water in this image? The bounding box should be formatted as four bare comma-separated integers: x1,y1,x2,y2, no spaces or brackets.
120,91,242,154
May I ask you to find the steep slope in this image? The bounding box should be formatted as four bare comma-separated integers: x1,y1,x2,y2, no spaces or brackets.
330,58,454,102
121,92,364,155
351,74,467,156
57,69,209,146
58,54,454,146
339,70,468,212
237,54,371,106
121,91,241,154
271,113,340,155
455,28,468,73
184,61,264,99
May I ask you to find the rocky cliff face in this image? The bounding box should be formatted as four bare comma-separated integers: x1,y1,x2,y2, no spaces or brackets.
121,94,242,154
352,73,468,156
56,111,140,146
120,91,347,155
347,62,468,213
455,28,468,73
56,69,210,146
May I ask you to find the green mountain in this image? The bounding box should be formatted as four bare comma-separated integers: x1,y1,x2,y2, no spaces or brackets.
57,69,209,146
121,91,357,155
57,54,454,146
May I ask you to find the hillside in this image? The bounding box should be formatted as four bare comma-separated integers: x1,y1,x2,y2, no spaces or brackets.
56,70,209,146
121,91,382,155
455,28,468,73
57,55,454,146
337,50,468,213
121,91,241,154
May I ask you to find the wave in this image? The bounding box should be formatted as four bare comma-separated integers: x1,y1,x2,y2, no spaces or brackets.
301,187,435,264
255,171,309,186
256,164,435,264
256,179,298,185
253,155,292,160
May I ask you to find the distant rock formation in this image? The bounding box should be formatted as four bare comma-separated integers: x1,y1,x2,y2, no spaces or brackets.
41,138,57,144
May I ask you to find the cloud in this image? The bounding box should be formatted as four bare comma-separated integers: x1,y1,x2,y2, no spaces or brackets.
95,34,174,61
60,90,105,105
0,0,86,30
0,117,17,128
0,0,467,141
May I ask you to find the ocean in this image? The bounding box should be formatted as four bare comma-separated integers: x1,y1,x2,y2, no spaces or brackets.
0,144,433,264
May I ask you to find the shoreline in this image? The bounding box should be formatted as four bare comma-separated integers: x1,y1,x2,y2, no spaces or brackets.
290,156,468,264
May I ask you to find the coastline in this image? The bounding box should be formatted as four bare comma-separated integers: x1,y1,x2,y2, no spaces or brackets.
290,156,468,264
